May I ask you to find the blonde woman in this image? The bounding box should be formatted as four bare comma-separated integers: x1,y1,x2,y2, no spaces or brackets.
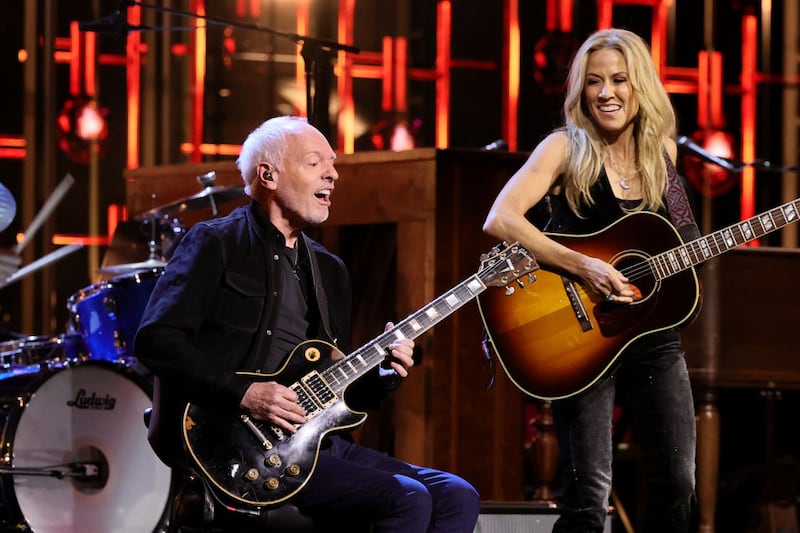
484,29,696,532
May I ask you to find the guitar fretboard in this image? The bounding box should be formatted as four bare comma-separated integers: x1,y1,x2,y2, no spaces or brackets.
320,274,487,394
649,198,800,280
289,243,535,417
292,279,490,418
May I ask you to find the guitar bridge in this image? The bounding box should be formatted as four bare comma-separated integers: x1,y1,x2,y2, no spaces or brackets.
562,277,593,332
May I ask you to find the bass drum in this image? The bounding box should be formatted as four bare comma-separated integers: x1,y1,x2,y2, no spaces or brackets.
0,361,171,533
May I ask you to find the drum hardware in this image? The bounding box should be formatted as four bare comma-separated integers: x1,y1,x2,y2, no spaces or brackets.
0,182,15,233
0,174,83,290
0,244,84,290
0,361,171,532
67,269,164,361
96,257,166,275
0,462,100,480
14,174,75,255
134,170,245,221
0,334,88,370
98,198,172,275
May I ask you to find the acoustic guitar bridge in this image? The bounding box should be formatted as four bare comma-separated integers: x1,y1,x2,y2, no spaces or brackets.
561,277,593,332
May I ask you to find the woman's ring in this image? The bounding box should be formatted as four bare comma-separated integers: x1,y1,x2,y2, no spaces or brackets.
605,293,614,302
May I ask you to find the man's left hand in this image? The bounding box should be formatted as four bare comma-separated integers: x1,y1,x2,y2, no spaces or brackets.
382,321,414,378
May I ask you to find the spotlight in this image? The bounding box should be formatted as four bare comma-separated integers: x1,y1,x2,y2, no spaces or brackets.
57,95,109,164
682,130,736,197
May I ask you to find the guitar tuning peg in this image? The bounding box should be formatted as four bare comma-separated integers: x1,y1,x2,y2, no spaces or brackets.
505,286,516,296
517,279,525,288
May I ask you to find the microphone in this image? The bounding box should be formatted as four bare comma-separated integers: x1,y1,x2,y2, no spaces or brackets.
69,462,101,479
676,135,738,172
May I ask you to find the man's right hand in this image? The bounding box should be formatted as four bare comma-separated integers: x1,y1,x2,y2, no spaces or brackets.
240,381,307,434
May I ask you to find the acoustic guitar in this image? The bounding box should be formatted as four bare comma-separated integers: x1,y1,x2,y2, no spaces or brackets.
182,241,537,509
478,199,800,400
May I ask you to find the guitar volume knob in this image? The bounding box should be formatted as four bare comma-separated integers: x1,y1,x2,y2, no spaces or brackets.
265,454,282,467
264,477,280,490
244,468,259,481
285,464,301,476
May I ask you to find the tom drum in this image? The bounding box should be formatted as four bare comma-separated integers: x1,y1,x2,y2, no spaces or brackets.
0,334,87,371
67,268,163,362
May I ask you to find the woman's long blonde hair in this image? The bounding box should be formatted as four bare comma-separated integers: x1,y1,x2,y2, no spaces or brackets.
561,28,676,214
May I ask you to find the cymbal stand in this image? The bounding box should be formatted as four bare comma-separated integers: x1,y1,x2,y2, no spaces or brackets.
196,171,219,217
146,194,162,262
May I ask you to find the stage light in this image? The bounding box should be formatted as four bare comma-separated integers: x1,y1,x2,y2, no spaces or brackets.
682,129,736,197
57,95,109,163
532,31,581,95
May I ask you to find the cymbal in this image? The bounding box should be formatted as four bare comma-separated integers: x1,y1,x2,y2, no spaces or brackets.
135,185,245,221
0,182,16,233
97,258,167,275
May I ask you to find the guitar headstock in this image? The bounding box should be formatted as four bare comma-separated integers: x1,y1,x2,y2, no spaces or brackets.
479,242,538,289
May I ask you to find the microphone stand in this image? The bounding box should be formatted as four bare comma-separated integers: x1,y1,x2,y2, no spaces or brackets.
729,158,800,174
125,1,360,139
681,148,800,175
0,463,100,479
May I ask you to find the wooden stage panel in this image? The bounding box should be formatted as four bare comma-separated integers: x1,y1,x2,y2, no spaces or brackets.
681,247,800,532
682,247,800,388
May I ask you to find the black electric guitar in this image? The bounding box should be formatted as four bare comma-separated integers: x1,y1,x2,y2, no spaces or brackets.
478,198,800,401
182,242,537,509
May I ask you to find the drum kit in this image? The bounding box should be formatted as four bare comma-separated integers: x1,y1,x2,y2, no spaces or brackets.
0,173,244,532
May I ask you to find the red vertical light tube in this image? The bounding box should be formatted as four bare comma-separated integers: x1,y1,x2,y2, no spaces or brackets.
435,1,451,148
187,0,206,164
296,0,310,117
337,0,355,153
70,22,82,96
503,0,519,152
395,37,407,113
697,51,709,129
126,3,142,168
559,0,573,32
382,36,394,112
740,13,757,227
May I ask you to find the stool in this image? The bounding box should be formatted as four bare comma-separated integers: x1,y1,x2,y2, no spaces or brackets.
144,408,318,532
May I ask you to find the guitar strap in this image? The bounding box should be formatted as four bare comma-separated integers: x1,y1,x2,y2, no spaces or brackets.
301,233,335,345
664,152,701,243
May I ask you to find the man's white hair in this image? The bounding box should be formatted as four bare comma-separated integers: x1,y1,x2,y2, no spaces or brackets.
236,116,310,196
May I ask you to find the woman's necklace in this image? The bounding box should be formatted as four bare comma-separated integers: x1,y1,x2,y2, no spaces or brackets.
607,150,638,190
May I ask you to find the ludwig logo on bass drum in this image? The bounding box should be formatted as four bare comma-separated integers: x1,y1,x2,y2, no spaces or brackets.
67,388,117,410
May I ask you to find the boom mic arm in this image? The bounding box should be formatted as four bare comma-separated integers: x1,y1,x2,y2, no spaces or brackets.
78,1,146,34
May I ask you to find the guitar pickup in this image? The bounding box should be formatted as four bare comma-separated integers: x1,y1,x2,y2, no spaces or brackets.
301,371,338,409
